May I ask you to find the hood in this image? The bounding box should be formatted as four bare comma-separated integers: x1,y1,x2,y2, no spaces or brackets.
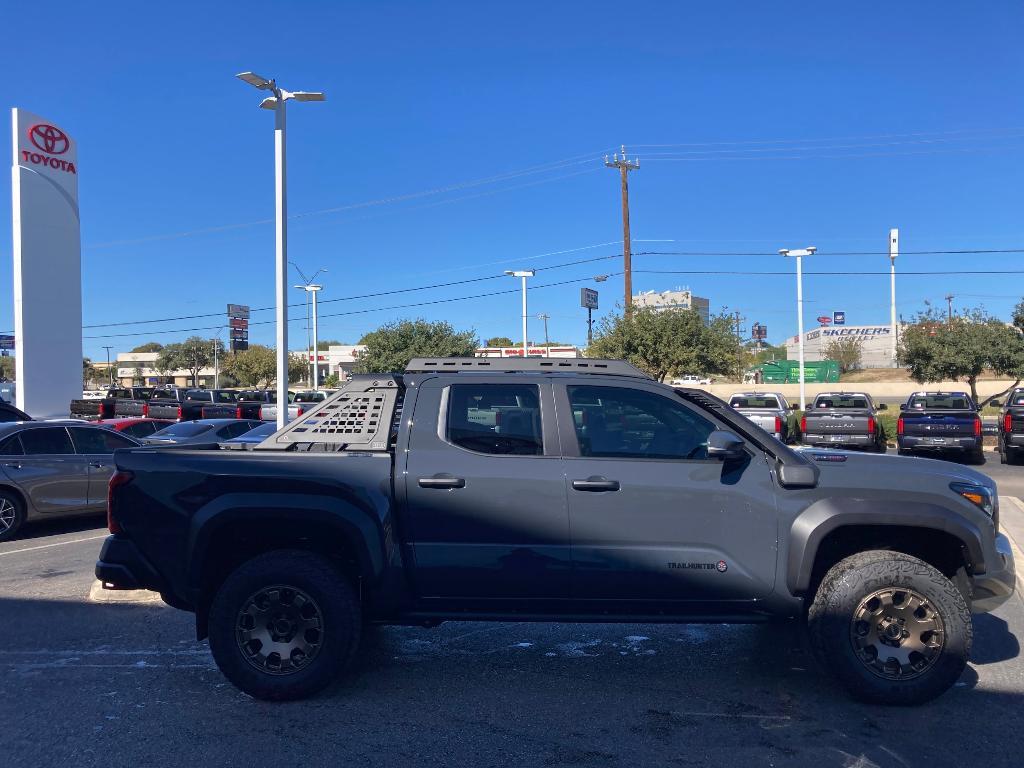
797,448,995,494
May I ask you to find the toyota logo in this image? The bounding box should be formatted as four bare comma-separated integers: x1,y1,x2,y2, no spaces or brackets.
28,124,69,155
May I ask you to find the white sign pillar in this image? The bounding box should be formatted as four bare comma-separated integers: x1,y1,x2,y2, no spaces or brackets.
11,109,82,417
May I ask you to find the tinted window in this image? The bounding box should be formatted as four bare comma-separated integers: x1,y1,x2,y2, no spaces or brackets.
213,391,237,403
184,390,213,402
730,396,780,409
20,427,75,455
235,422,277,440
447,384,543,456
0,434,23,455
218,422,253,439
152,422,213,438
908,395,971,410
121,422,158,438
814,395,869,409
0,407,25,423
69,427,136,454
568,385,715,460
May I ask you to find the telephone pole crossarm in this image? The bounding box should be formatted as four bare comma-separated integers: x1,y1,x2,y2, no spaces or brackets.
605,145,640,311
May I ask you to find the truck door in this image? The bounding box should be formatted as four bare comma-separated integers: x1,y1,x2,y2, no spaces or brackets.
556,382,779,609
402,377,570,603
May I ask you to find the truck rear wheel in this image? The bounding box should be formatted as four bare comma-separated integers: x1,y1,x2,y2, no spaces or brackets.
807,550,971,705
208,549,361,701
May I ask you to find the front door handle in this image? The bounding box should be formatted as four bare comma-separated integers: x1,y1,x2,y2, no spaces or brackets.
3,462,22,470
572,477,620,492
418,476,466,489
89,462,106,469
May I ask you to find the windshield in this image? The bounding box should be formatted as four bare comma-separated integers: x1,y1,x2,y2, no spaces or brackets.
235,423,277,439
908,395,972,410
729,396,780,409
151,422,214,438
814,395,869,409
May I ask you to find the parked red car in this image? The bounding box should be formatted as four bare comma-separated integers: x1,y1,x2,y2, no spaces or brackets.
94,417,175,440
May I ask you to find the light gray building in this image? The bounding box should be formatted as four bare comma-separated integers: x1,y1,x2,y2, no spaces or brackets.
785,324,904,369
633,289,710,325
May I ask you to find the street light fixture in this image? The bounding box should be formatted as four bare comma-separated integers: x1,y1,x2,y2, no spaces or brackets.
237,71,326,429
504,270,535,356
291,262,327,390
778,246,817,410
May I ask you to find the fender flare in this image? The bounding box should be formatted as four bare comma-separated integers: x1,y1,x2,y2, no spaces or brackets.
184,492,387,598
787,496,987,595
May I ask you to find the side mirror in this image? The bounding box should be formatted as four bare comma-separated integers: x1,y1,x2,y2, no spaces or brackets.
879,403,888,411
899,403,907,411
706,430,746,460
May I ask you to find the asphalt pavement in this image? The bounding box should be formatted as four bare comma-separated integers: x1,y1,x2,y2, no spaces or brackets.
1,452,1022,768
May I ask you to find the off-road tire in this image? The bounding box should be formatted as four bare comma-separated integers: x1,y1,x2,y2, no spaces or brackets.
208,549,361,701
807,550,971,706
0,490,25,542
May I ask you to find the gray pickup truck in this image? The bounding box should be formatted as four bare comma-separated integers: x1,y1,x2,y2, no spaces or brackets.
98,358,1014,705
801,392,887,453
728,391,793,442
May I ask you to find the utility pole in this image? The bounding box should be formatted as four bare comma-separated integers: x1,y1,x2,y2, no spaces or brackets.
889,228,898,366
102,346,114,388
538,313,550,356
945,294,954,324
605,145,639,312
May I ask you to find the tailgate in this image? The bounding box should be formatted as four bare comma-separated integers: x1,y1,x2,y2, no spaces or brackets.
736,411,778,432
147,403,181,420
902,412,977,436
805,412,871,434
114,401,146,417
201,405,237,419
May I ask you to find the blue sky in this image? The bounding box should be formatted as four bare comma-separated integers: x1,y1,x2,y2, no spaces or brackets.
3,1,1024,360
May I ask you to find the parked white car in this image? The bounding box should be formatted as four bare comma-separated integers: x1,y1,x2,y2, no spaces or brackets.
670,374,712,387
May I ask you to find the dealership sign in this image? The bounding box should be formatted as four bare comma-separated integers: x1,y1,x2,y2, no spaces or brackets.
580,287,599,310
12,108,82,417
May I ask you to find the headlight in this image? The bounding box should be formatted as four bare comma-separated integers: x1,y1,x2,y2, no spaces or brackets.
950,482,995,517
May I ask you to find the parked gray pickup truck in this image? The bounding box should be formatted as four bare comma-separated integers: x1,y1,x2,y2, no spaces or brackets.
98,358,1015,705
801,392,887,453
728,391,793,442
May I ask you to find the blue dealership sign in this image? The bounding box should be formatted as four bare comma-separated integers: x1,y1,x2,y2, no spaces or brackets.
833,311,846,326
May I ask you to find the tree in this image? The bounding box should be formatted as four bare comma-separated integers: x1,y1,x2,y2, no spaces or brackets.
823,337,863,374
322,373,341,388
131,342,164,353
588,306,742,382
0,355,15,381
485,336,515,348
220,344,308,387
156,336,224,387
898,306,1024,406
356,319,478,373
315,339,345,350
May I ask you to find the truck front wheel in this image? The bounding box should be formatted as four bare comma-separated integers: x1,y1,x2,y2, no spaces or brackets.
807,550,971,705
208,549,361,701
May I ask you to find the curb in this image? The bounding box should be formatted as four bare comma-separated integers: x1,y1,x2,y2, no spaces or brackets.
88,579,163,605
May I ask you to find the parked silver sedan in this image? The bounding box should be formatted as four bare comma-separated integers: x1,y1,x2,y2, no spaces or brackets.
0,421,141,540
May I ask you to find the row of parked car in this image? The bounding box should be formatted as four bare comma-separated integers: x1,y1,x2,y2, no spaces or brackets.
727,387,1024,465
70,386,330,422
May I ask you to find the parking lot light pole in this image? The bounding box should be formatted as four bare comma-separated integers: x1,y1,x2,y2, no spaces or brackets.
778,246,816,411
505,270,535,356
291,263,327,390
237,71,325,429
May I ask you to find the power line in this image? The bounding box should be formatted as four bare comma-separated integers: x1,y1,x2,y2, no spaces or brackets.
630,126,1024,149
82,273,625,340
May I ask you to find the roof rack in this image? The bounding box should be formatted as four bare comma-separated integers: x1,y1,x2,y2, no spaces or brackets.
405,357,650,378
255,374,402,451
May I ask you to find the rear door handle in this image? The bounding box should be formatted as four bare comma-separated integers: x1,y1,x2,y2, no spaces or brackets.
418,476,466,489
89,462,106,469
3,462,22,470
572,477,620,492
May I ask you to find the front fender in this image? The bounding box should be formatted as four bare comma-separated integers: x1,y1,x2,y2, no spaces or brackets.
787,496,987,594
184,492,388,599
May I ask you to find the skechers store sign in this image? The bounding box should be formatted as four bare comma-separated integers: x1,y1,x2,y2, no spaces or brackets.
806,327,891,341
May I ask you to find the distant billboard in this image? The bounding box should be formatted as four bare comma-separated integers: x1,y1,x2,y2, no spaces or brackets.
580,288,599,310
227,304,250,353
833,311,846,325
816,316,832,325
750,323,767,340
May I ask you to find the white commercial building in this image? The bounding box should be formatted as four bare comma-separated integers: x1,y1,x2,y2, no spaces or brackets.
326,345,366,380
633,289,710,325
785,324,904,369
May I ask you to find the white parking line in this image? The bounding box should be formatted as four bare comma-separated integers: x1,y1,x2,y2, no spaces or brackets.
0,534,107,558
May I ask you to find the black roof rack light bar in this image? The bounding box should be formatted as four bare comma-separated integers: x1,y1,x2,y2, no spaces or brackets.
405,357,651,379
